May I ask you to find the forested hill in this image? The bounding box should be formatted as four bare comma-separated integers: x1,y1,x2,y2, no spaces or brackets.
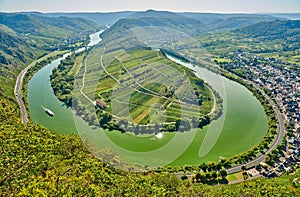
43,11,135,25
180,13,278,31
0,12,98,65
0,24,47,101
234,19,300,50
0,13,98,101
234,19,300,41
101,10,206,39
0,24,38,65
0,13,98,38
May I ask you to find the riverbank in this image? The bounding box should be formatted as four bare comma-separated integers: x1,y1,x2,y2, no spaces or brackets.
15,50,68,124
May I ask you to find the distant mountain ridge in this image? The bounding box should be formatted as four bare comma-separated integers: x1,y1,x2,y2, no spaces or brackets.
101,10,206,39
13,11,287,32
100,10,285,41
30,11,135,25
232,19,300,51
0,12,100,100
180,13,278,31
0,13,98,38
234,19,300,41
0,12,99,67
128,9,186,19
270,13,300,20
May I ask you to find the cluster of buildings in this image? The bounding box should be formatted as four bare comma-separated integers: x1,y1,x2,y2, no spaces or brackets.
224,52,300,177
51,30,92,50
256,154,299,178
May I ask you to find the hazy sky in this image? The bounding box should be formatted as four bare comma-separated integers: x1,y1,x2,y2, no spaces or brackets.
0,0,299,13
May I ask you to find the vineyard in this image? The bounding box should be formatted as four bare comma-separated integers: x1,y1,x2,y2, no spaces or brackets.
77,47,214,132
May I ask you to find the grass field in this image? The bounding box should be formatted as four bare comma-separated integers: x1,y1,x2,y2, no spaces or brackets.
227,172,244,181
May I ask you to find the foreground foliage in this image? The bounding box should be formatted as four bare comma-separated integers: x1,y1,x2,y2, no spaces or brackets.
0,99,299,196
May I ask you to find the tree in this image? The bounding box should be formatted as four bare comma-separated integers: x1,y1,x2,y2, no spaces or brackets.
199,163,208,172
175,119,181,131
242,165,247,171
181,175,188,181
191,117,198,128
207,162,216,171
134,125,140,135
89,114,97,125
216,162,222,171
211,170,217,180
99,112,112,127
205,172,211,180
220,169,227,179
195,171,206,183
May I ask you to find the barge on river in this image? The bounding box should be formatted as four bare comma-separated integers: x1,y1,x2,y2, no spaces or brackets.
45,108,54,116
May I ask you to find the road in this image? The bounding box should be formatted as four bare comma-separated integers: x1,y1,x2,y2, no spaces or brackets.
200,60,286,174
14,61,36,124
80,53,97,105
14,51,60,124
226,81,285,174
174,59,286,179
167,55,285,176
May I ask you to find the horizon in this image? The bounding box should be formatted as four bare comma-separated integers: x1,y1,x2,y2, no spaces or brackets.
0,0,299,13
1,10,300,14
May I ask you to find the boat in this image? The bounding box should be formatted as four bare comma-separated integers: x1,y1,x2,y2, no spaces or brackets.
45,108,54,116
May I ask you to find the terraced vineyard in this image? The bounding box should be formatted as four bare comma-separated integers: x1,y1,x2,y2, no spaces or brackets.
77,47,215,133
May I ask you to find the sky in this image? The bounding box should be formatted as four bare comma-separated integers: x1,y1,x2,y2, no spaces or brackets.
0,0,299,13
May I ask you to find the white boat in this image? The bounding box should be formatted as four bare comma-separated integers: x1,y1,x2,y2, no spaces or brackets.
45,108,54,116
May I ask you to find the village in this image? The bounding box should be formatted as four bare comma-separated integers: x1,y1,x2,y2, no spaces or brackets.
223,52,300,179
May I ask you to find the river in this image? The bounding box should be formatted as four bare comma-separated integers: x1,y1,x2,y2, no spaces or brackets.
27,31,268,168
27,31,103,134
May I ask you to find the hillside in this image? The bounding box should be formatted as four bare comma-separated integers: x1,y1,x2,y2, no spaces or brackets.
44,11,135,25
0,13,97,101
180,13,278,31
0,25,38,65
101,10,206,39
234,19,300,50
0,13,98,39
270,13,300,20
0,12,98,67
234,19,300,40
0,99,299,195
0,25,46,100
